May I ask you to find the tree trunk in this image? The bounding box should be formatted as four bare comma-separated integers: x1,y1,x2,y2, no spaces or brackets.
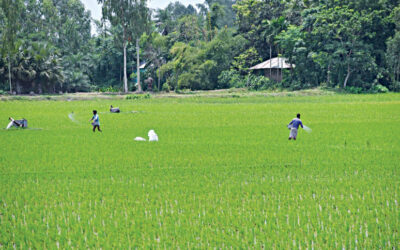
289,57,293,78
327,63,331,85
136,38,142,93
276,49,279,81
16,81,21,94
158,68,161,91
343,64,351,88
123,40,128,93
269,45,272,78
281,57,283,80
278,49,280,81
343,50,352,88
201,28,207,42
8,53,12,93
38,82,43,94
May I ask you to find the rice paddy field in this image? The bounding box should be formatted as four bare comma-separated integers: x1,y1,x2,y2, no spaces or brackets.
0,93,399,248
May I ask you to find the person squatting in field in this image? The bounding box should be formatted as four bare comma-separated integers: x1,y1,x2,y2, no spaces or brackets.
6,117,22,129
288,113,303,140
110,105,120,113
90,110,102,132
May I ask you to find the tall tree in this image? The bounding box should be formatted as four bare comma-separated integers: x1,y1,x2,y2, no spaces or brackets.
309,6,377,88
205,0,235,27
233,0,287,60
386,32,400,88
386,5,400,90
99,0,150,93
142,32,168,90
0,0,23,93
130,0,150,92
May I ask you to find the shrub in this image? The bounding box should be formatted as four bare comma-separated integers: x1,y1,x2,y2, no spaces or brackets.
152,86,159,93
11,96,28,100
178,72,197,90
390,81,400,92
99,86,121,93
162,83,171,92
372,84,389,93
345,86,363,94
175,88,194,94
89,85,98,92
125,93,151,100
197,60,217,89
218,70,245,88
279,74,305,90
64,71,92,92
246,75,274,90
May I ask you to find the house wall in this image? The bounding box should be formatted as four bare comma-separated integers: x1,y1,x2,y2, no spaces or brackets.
264,69,282,82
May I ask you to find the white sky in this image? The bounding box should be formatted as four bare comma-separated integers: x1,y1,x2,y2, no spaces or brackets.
81,0,205,21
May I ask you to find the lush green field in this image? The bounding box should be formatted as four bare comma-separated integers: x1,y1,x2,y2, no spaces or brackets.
0,94,399,248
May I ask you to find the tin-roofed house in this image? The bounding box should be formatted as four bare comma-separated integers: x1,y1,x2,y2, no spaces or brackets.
250,57,294,82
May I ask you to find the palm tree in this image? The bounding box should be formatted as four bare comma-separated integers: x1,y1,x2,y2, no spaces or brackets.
11,46,36,94
28,42,63,93
155,8,173,35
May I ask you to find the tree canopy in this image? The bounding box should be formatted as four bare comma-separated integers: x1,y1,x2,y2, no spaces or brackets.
0,0,399,93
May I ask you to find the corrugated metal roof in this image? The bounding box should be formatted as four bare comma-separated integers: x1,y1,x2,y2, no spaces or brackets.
250,57,294,70
139,62,147,69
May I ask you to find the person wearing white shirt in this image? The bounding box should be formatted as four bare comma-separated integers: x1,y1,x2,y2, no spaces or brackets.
89,110,102,132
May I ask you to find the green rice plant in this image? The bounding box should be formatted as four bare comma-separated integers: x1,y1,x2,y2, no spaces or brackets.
0,94,399,248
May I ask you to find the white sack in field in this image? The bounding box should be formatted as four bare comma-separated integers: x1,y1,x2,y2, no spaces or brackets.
148,130,158,141
134,137,146,141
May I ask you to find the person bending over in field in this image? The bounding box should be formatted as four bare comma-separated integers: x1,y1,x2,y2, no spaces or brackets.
110,105,120,113
288,113,303,140
90,110,102,132
6,117,22,129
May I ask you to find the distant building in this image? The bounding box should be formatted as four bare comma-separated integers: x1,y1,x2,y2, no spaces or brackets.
250,57,294,82
133,62,148,84
139,62,147,70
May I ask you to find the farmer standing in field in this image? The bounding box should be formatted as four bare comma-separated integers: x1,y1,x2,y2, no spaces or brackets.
288,113,303,140
90,110,102,132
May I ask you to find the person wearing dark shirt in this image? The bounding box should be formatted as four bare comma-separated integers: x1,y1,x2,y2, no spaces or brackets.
110,105,120,113
288,113,303,140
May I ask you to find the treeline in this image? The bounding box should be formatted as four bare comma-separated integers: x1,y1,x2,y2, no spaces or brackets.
1,0,400,94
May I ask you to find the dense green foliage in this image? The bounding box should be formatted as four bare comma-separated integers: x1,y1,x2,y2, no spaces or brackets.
1,94,400,247
1,0,400,93
1,0,92,93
